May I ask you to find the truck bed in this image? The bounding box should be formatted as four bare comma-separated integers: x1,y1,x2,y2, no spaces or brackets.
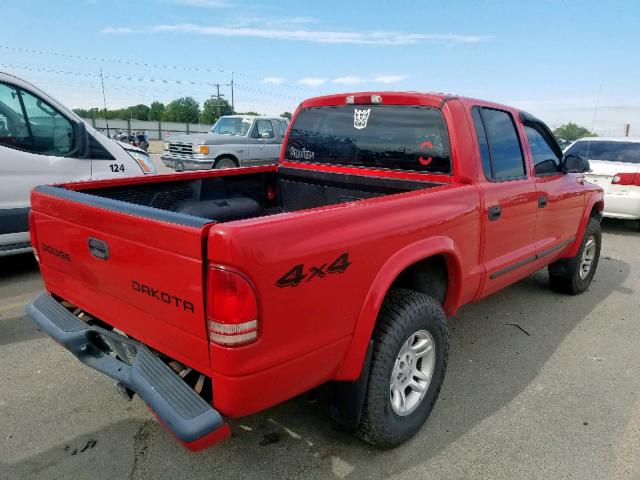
71,166,440,224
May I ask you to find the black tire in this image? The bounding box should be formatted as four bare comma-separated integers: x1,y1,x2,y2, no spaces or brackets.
214,156,238,169
357,289,448,448
548,218,601,295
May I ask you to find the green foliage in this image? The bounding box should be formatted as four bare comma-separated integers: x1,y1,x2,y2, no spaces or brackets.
164,97,200,123
553,122,598,142
148,101,165,121
280,112,292,119
201,97,234,124
235,111,259,116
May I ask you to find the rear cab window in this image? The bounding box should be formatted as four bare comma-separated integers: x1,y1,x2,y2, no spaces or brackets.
284,105,452,174
565,140,640,164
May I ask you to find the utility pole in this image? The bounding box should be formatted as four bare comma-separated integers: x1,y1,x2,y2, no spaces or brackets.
624,124,631,137
213,83,222,119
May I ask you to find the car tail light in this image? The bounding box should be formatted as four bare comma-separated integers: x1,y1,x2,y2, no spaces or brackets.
206,267,259,346
29,211,40,263
612,173,640,186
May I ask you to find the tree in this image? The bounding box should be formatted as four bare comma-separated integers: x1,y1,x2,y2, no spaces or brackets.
128,104,150,121
553,122,597,142
201,97,234,125
149,101,165,121
280,112,292,120
235,111,260,116
163,97,200,123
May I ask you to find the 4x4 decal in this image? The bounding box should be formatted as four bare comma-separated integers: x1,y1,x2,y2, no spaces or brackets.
276,253,351,288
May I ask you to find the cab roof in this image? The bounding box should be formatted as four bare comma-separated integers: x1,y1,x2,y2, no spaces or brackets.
300,91,524,114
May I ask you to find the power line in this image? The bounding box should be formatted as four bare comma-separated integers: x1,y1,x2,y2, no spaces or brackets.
0,43,321,94
0,61,303,101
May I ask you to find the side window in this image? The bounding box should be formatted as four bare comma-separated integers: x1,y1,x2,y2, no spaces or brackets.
18,88,75,155
479,108,526,180
0,82,75,156
275,120,285,137
255,119,275,139
523,123,562,175
0,82,32,151
472,108,493,180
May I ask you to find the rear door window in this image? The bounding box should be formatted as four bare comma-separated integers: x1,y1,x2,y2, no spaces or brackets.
472,107,526,181
284,105,452,174
565,140,640,163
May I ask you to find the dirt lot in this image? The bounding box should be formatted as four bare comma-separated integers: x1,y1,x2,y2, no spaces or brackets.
1,219,639,480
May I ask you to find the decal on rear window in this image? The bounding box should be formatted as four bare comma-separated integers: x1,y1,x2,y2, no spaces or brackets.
354,108,371,130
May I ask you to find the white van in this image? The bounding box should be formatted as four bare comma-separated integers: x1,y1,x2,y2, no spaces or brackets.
0,71,156,256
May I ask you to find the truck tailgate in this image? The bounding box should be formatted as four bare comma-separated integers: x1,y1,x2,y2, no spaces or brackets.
30,185,212,373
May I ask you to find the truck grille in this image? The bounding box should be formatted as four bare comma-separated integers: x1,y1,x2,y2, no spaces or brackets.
168,142,193,156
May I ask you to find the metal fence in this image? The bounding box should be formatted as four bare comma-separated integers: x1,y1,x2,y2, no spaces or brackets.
82,118,211,140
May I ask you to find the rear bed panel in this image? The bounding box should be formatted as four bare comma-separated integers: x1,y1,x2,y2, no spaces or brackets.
31,188,212,373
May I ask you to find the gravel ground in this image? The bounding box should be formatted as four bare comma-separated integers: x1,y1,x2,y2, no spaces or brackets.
1,215,639,480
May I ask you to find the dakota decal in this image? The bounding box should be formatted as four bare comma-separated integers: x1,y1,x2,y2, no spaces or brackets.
132,280,195,313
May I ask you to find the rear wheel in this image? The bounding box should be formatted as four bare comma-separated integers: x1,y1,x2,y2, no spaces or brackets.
549,218,601,294
214,157,237,169
357,289,448,448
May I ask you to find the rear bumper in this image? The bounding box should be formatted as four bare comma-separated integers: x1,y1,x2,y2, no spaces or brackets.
161,155,214,171
603,192,640,220
26,293,230,451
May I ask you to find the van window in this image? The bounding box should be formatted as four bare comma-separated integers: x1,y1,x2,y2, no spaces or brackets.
0,82,31,151
284,105,452,174
0,82,75,156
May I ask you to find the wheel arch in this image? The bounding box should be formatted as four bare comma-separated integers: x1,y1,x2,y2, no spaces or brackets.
565,195,604,258
334,236,463,381
214,153,239,167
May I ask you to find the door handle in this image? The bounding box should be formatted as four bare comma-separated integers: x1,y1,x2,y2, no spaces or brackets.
538,195,548,208
488,205,502,221
88,237,109,260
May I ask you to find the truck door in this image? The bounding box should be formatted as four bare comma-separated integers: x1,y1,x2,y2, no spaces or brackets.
0,80,91,243
471,106,539,298
520,115,585,251
248,119,280,165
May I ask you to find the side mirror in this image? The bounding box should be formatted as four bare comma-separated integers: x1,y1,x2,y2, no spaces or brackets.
563,154,590,173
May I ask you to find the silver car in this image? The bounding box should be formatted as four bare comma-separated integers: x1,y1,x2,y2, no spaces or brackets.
161,115,288,171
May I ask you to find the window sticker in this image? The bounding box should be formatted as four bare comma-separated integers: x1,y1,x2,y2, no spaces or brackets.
353,108,371,130
289,146,315,160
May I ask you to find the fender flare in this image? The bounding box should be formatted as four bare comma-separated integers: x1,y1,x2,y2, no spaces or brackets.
565,194,604,258
334,235,464,381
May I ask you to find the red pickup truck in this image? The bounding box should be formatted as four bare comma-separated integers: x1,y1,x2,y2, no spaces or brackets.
27,92,603,451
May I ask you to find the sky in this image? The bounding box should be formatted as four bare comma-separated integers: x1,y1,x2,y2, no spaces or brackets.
1,0,639,135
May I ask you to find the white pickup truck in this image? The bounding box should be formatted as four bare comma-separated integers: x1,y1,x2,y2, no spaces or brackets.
161,115,288,171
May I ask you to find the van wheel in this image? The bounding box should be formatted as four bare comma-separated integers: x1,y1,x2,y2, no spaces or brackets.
549,218,601,294
357,289,448,448
214,157,237,169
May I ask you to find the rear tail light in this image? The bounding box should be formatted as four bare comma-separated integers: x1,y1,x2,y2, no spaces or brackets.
612,173,640,186
28,211,39,263
206,267,259,346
